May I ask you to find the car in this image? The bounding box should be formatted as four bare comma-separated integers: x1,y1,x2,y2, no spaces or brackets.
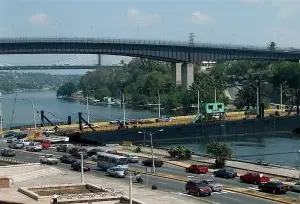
240,172,270,185
41,140,51,149
201,179,223,192
106,167,128,178
18,139,30,146
8,142,24,149
213,168,237,178
71,161,91,171
124,154,139,163
6,137,18,144
185,180,212,197
3,131,27,139
142,158,163,167
82,124,100,129
0,149,16,157
290,182,300,192
40,154,59,165
72,151,88,159
60,155,77,164
56,144,74,152
87,148,103,156
43,129,55,135
25,142,42,152
155,117,172,122
185,165,209,174
258,181,289,194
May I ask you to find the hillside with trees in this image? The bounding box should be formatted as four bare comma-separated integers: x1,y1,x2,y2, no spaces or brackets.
56,42,300,112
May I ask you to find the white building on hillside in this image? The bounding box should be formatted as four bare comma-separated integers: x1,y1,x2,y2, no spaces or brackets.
198,61,216,73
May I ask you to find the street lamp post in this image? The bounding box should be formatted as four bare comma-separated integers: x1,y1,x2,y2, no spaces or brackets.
119,91,126,125
80,152,84,183
23,98,36,133
0,92,3,146
280,81,287,111
138,129,163,173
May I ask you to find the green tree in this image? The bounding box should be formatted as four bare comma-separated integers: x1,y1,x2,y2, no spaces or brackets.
268,41,277,51
56,82,77,97
167,145,192,159
206,141,232,168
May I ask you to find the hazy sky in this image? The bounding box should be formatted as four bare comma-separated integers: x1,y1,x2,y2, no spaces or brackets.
0,0,299,66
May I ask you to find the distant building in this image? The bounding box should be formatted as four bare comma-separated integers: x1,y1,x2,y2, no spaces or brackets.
198,61,216,73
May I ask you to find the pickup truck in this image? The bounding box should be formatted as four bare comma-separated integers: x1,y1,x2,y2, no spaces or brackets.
240,172,270,185
40,154,59,165
25,142,42,152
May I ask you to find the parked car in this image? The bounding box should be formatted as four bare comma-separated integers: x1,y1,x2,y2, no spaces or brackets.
290,182,300,192
3,131,27,139
201,179,223,192
142,158,163,167
68,147,87,155
240,172,270,185
6,137,17,144
71,161,90,171
8,142,24,149
106,167,128,178
155,117,172,122
41,140,51,149
124,154,139,163
56,144,74,152
0,149,16,157
185,180,212,196
87,148,102,156
82,124,100,129
25,142,42,152
18,139,30,146
185,165,209,174
213,168,237,178
60,155,77,164
258,181,289,194
69,148,88,159
40,154,59,165
43,129,55,135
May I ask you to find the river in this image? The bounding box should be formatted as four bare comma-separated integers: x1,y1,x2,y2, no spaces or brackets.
159,134,300,169
1,91,156,128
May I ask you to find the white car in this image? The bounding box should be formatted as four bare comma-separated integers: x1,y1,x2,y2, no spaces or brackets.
25,142,42,152
106,167,128,178
43,129,55,134
40,154,59,165
83,124,99,129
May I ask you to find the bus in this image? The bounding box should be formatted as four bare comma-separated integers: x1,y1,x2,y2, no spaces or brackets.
96,152,128,170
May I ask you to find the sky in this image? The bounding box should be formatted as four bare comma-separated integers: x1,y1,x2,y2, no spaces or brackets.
0,0,299,68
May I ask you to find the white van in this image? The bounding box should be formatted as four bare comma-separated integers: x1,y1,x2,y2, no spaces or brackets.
18,139,30,146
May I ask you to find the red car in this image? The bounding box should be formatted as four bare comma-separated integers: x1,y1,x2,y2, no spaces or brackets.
41,140,51,149
240,172,270,185
185,165,209,174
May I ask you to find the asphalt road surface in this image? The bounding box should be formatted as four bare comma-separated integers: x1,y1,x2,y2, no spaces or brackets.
0,145,281,204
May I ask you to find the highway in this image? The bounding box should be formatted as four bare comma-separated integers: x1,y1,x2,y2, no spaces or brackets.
0,145,282,204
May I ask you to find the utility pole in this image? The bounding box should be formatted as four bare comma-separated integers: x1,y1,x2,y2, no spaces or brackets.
86,88,90,124
0,92,3,143
197,90,200,115
158,90,161,118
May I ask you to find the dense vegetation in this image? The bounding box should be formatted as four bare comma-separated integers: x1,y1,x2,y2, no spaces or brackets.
0,72,81,93
56,41,300,111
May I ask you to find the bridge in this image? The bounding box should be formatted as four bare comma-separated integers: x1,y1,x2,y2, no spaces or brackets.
1,37,300,89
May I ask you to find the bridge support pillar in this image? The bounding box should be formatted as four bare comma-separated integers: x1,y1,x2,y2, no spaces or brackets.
171,62,182,85
181,63,194,90
97,54,102,66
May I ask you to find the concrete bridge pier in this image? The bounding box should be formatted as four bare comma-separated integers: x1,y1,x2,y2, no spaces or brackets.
181,63,194,90
171,62,182,85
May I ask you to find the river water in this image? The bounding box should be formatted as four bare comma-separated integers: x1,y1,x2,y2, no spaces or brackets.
2,91,300,168
159,134,300,169
1,91,156,128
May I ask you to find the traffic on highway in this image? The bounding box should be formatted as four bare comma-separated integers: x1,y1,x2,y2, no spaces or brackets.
0,141,298,204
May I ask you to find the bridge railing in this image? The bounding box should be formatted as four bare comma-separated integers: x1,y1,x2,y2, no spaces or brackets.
0,37,299,53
